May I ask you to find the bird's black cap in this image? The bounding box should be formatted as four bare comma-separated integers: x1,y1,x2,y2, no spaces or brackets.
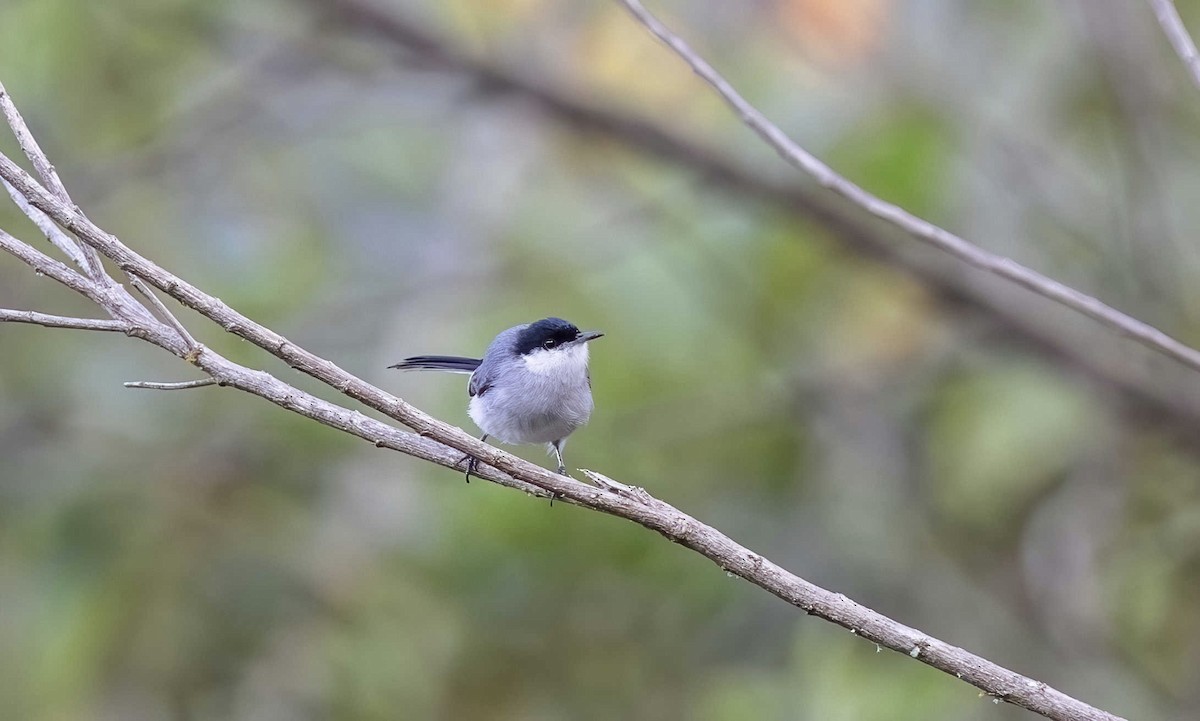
513,317,583,355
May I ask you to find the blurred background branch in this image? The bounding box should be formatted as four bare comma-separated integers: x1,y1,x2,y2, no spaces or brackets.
615,0,1200,380
1148,0,1200,90
312,0,1200,481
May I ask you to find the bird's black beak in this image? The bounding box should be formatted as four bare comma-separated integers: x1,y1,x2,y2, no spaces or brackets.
576,330,604,344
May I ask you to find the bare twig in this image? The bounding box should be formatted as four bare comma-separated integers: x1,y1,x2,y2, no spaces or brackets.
124,378,219,390
613,0,1200,381
2,178,90,270
0,120,1125,721
128,273,199,351
1147,0,1200,91
0,226,101,301
0,80,105,280
0,308,130,333
0,81,70,201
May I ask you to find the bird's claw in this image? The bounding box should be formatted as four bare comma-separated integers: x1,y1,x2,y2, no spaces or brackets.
458,453,479,483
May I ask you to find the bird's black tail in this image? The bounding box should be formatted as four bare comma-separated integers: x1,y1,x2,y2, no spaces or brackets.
388,355,481,373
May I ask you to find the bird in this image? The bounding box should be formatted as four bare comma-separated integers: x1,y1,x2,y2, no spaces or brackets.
389,317,604,481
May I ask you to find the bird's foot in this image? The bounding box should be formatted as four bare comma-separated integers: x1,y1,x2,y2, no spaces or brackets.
544,464,571,507
458,453,479,483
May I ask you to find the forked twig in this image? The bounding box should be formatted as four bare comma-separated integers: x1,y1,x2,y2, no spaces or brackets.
0,79,105,279
128,273,199,351
2,178,90,270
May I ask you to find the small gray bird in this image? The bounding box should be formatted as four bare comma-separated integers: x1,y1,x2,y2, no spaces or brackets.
389,317,604,480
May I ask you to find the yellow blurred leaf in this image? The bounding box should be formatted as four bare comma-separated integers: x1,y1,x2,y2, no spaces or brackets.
824,266,937,378
441,0,548,44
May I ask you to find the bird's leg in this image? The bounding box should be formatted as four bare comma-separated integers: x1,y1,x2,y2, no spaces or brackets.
547,440,569,507
551,440,568,476
459,433,489,483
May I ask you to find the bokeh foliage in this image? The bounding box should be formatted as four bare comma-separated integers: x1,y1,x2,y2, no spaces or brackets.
2,0,1200,718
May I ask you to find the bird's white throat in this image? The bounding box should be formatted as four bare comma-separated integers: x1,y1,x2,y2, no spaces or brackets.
522,342,590,377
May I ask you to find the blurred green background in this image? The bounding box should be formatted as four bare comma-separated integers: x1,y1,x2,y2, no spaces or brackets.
2,0,1200,719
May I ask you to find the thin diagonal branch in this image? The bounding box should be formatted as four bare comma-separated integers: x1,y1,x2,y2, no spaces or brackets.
315,0,1200,451
0,308,130,333
0,80,105,279
0,120,1124,721
0,226,101,301
614,0,1200,379
1147,0,1200,91
0,82,70,201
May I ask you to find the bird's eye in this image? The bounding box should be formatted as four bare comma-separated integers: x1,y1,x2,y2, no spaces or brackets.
543,338,556,349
